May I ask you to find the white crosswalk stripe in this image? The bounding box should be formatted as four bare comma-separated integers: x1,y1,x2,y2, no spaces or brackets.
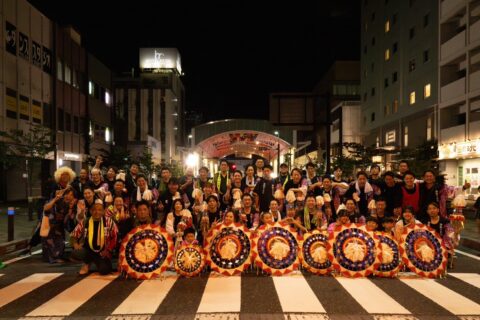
197,275,241,313
0,272,480,317
401,278,480,315
0,273,63,309
27,273,118,316
449,273,480,289
112,275,177,315
273,274,326,313
336,278,411,314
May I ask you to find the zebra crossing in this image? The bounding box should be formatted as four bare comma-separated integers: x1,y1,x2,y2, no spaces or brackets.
0,271,479,319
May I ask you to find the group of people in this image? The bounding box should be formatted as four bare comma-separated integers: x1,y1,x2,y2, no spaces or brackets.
36,155,459,275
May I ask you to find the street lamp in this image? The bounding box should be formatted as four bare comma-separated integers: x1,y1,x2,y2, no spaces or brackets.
274,131,280,174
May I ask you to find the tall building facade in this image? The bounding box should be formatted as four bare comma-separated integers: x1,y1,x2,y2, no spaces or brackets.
361,0,438,167
114,48,185,165
437,0,480,190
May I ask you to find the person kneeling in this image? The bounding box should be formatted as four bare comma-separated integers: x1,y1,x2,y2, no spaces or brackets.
71,200,118,275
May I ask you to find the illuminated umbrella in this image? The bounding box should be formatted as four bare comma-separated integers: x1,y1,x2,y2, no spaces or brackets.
400,224,447,278
252,222,300,275
174,244,205,277
119,224,174,279
205,222,252,275
327,223,381,277
374,232,401,278
299,230,331,275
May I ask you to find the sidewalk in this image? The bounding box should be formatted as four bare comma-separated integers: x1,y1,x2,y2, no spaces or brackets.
460,208,480,251
0,203,38,244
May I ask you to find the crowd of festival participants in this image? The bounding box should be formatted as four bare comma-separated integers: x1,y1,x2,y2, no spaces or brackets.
33,155,465,276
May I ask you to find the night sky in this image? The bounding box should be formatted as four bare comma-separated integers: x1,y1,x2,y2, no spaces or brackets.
28,1,360,122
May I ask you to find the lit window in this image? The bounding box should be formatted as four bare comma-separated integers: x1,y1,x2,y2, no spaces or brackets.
404,126,409,147
385,49,390,61
88,81,94,96
105,91,111,105
64,64,71,85
385,20,390,33
57,60,63,81
105,127,111,142
385,130,396,143
424,83,431,98
409,91,416,105
393,99,399,113
427,117,432,140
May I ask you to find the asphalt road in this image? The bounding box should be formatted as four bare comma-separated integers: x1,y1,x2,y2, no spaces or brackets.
0,247,479,320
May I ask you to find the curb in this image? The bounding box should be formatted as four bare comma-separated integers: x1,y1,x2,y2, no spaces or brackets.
460,237,480,252
0,239,29,257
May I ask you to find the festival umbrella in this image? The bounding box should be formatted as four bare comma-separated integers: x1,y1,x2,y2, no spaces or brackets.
327,223,381,277
252,222,300,276
118,224,174,279
374,232,401,278
174,244,205,277
298,230,332,275
204,222,252,276
399,223,447,278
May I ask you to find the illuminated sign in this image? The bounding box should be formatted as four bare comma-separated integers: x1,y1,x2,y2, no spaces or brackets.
439,140,480,159
139,48,182,74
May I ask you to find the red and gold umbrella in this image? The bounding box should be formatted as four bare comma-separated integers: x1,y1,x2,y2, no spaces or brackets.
204,222,252,276
374,232,401,278
118,224,174,279
299,230,331,275
327,223,381,277
252,222,300,275
174,244,205,277
399,224,447,278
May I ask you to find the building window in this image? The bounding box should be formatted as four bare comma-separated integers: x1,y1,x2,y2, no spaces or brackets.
105,90,111,106
371,63,374,72
384,78,389,88
392,71,398,83
409,59,416,72
73,116,79,134
385,130,396,144
393,99,399,113
376,136,380,148
423,49,430,62
364,22,368,32
372,12,375,22
393,42,398,53
105,127,111,143
364,45,367,54
372,37,376,46
424,13,429,27
409,0,415,7
384,104,390,115
58,108,64,131
364,92,368,101
56,60,63,81
65,112,71,132
371,87,376,96
385,49,390,61
427,117,432,140
424,83,431,98
404,126,409,147
385,20,390,33
410,91,416,105
409,27,415,39
392,13,397,25
88,81,94,96
64,64,71,85
371,112,376,122
72,70,78,89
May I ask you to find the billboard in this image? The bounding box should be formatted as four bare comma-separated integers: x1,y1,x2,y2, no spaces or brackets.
139,48,182,74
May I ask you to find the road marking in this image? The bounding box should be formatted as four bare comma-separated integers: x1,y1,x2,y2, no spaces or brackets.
197,276,241,313
195,314,239,320
449,273,480,290
3,249,42,265
283,313,329,320
0,273,63,309
336,278,410,314
401,278,480,315
27,273,117,316
455,249,480,261
273,274,326,313
112,276,177,315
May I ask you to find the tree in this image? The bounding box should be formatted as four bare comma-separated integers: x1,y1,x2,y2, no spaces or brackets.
397,139,438,177
138,146,155,179
98,146,132,171
0,125,56,220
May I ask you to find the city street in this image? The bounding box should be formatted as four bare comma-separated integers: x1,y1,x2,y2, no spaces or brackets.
0,248,479,319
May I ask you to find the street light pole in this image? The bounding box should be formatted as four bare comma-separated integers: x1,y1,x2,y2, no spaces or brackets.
274,131,280,174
